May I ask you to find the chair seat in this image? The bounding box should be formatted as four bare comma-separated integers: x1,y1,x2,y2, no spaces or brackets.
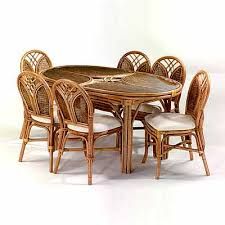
67,113,121,133
132,103,161,114
145,113,195,131
31,105,59,124
132,103,161,121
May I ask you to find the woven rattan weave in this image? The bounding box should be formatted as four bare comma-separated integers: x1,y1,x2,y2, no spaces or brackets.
117,51,151,73
152,56,186,112
20,49,52,74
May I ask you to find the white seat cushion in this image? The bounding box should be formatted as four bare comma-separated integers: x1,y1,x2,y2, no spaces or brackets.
67,113,121,133
145,113,195,131
132,103,161,114
31,105,59,124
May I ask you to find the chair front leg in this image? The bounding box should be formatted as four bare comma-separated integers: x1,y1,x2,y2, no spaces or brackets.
87,140,94,185
187,135,193,160
155,134,162,179
54,131,67,174
48,125,55,173
195,130,210,176
142,130,149,163
19,120,32,162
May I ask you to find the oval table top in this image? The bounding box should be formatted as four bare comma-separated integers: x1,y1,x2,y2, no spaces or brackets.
49,65,129,78
43,65,182,100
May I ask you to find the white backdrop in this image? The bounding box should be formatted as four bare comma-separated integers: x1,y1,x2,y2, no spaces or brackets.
0,1,225,225
0,0,225,131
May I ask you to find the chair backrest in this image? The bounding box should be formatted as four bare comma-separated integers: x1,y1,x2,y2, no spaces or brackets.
52,79,94,131
185,70,210,127
17,71,54,119
117,51,151,73
20,49,52,74
152,56,186,86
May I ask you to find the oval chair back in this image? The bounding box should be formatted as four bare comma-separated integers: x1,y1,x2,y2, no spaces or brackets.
20,49,52,74
52,79,94,134
152,56,186,112
185,70,210,128
117,51,151,73
17,71,54,121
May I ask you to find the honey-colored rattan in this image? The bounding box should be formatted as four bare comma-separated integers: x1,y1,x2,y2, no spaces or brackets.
20,49,52,73
20,50,53,139
152,56,186,112
143,70,210,179
43,65,182,174
117,51,151,73
17,71,58,172
52,79,122,185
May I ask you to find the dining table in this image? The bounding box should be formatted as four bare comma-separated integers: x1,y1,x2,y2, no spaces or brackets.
42,65,182,174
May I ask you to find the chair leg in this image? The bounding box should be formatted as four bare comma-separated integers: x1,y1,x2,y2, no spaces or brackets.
87,140,94,185
162,135,169,159
83,140,87,158
187,135,194,160
54,150,63,174
19,121,32,162
88,158,93,185
196,130,210,176
54,133,67,174
48,126,55,173
19,118,27,139
142,130,149,163
155,135,162,179
116,131,122,154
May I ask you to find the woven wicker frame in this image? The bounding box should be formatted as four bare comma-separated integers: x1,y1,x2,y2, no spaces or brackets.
117,51,151,73
17,71,58,172
20,50,53,139
152,56,186,112
52,79,122,185
143,70,210,179
20,49,52,74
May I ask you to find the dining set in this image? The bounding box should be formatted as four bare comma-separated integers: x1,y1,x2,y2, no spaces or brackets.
17,49,210,184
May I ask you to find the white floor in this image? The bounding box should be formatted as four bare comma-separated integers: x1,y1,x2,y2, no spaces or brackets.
0,73,225,225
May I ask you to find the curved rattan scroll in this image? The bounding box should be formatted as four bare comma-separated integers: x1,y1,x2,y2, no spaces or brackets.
152,56,186,112
117,51,151,73
20,50,52,74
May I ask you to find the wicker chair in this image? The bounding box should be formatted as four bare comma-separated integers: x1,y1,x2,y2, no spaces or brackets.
52,79,122,185
143,70,210,179
117,50,151,73
17,71,58,172
152,56,186,112
20,50,53,139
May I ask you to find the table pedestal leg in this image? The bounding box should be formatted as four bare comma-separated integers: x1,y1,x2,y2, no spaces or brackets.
122,101,133,173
